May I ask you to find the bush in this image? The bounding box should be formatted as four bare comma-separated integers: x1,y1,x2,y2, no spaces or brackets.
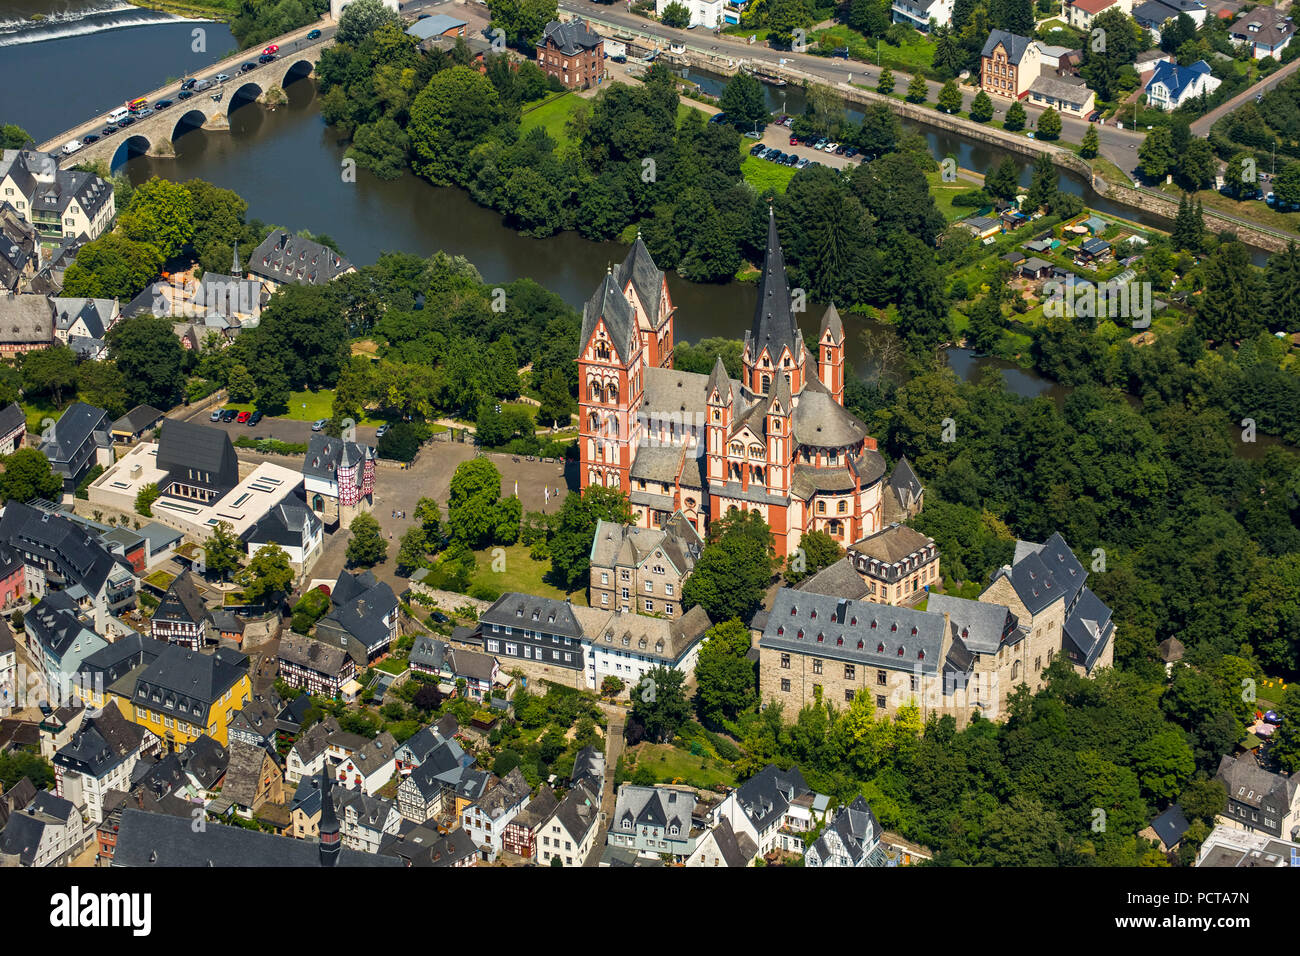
135,482,160,517
377,421,426,462
75,464,103,500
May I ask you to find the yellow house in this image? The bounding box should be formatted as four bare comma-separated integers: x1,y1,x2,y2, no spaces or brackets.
115,645,251,750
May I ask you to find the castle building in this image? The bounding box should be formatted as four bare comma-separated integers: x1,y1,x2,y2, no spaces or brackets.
303,434,377,529
578,211,903,557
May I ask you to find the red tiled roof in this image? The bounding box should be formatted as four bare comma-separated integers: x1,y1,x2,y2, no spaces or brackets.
1070,0,1116,12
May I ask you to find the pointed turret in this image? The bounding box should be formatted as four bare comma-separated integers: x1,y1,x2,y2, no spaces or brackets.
706,355,731,405
819,302,844,345
318,767,341,867
231,241,241,277
818,302,846,406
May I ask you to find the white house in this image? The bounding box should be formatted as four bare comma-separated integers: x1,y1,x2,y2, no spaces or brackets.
890,0,955,30
52,705,158,824
711,764,828,857
685,817,758,867
333,788,402,855
655,0,724,28
1145,59,1220,110
584,605,712,694
536,781,600,867
804,795,891,867
1229,11,1294,60
335,731,397,796
0,618,15,717
461,767,530,862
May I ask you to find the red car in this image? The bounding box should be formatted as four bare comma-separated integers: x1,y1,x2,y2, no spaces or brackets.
236,410,251,423
789,135,798,145
263,44,279,55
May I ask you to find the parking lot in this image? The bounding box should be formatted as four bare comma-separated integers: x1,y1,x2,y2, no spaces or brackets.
743,116,865,172
179,404,381,447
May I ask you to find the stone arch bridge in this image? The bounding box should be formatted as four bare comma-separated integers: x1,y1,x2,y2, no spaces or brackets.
43,33,332,172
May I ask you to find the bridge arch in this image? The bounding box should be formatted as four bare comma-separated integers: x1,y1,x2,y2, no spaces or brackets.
278,58,315,88
171,108,207,142
110,134,152,171
228,81,265,112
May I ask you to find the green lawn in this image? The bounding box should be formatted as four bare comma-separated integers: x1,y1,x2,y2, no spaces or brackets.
812,25,937,76
628,743,739,789
222,388,384,425
376,657,408,675
741,154,796,193
20,397,65,433
520,93,582,145
927,168,983,221
468,543,587,604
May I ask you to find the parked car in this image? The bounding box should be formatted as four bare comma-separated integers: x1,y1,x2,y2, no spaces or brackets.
795,157,809,169
311,418,327,431
1086,110,1101,122
844,146,858,157
307,28,322,40
375,424,390,439
708,112,728,125
235,410,250,423
248,410,263,426
784,153,798,166
743,127,762,139
831,46,849,59
137,107,155,118
210,409,223,422
101,125,117,135
154,99,172,110
221,408,238,423
749,142,765,156
813,138,827,150
824,142,839,153
180,78,197,90
789,135,798,146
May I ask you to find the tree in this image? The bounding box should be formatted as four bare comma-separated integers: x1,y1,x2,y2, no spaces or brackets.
1269,685,1300,773
346,512,388,568
396,526,429,575
985,156,1020,200
970,90,994,122
0,448,62,503
600,675,625,696
76,360,128,417
1036,107,1061,140
694,619,757,722
20,345,77,405
1265,242,1300,332
239,543,294,605
59,233,163,300
336,0,402,46
0,124,32,149
414,496,442,538
1196,242,1263,344
877,68,895,95
1222,151,1257,198
409,66,504,186
1025,151,1058,213
1004,100,1026,131
291,588,331,633
660,1,690,27
1081,8,1141,100
204,520,244,582
937,80,963,114
849,0,889,36
1138,125,1174,180
933,32,964,77
1171,192,1204,253
548,486,634,589
447,457,516,549
785,529,845,584
1080,123,1100,158
487,0,558,46
118,177,195,261
535,368,575,427
1175,138,1216,191
966,292,1004,353
246,284,348,391
135,482,160,517
682,508,776,622
906,72,929,103
104,314,185,409
720,72,766,128
630,666,691,743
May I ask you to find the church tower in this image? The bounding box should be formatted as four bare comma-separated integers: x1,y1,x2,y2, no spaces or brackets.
705,356,733,487
818,303,846,406
617,232,676,370
743,209,806,400
577,269,645,493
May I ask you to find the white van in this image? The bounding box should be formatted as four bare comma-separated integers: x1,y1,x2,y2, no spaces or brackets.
107,107,129,125
61,140,83,156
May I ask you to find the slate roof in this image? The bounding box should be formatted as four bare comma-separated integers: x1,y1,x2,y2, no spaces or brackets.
278,633,350,677
1230,10,1293,45
761,588,948,675
617,233,668,330
0,293,54,345
1150,804,1191,848
179,734,228,790
849,524,934,565
154,571,211,629
594,605,712,664
382,823,478,866
734,764,810,833
0,791,77,865
982,29,1036,64
809,794,882,865
924,593,1018,655
705,816,757,867
613,785,695,835
112,404,164,437
1215,755,1297,816
290,717,339,766
229,696,278,743
341,731,397,778
248,230,352,286
996,532,1086,615
580,270,638,363
303,434,374,484
482,592,585,639
790,375,870,448
222,739,274,809
540,17,603,55
408,635,448,673
796,557,871,600
640,365,713,419
590,515,704,575
52,705,148,779
317,570,397,655
0,402,24,438
39,401,110,463
1062,585,1114,671
154,418,239,496
131,645,248,720
549,780,599,844
449,646,497,682
112,807,400,866
244,495,321,552
24,589,99,661
51,296,115,339
571,746,606,790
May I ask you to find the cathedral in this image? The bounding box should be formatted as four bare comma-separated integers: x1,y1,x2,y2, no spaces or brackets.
578,210,918,559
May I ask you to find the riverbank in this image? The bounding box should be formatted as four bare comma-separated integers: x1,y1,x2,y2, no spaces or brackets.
123,0,234,20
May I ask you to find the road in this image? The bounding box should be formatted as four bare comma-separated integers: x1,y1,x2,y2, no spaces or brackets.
558,0,1146,175
1191,55,1300,138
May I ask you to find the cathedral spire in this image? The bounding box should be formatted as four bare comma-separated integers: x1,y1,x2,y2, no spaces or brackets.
231,241,241,277
750,208,799,362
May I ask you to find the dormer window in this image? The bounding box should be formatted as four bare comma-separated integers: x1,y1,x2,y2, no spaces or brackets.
877,643,884,652
897,647,905,656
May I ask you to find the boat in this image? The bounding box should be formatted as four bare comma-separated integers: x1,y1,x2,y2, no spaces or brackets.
743,64,787,87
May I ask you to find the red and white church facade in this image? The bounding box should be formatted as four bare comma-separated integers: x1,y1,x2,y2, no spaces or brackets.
578,211,908,558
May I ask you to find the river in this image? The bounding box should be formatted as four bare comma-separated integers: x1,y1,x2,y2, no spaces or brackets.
0,18,1284,457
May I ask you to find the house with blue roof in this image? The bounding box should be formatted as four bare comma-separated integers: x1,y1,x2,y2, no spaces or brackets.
1145,59,1220,111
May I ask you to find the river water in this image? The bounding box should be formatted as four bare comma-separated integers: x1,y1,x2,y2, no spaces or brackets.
0,18,1283,456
